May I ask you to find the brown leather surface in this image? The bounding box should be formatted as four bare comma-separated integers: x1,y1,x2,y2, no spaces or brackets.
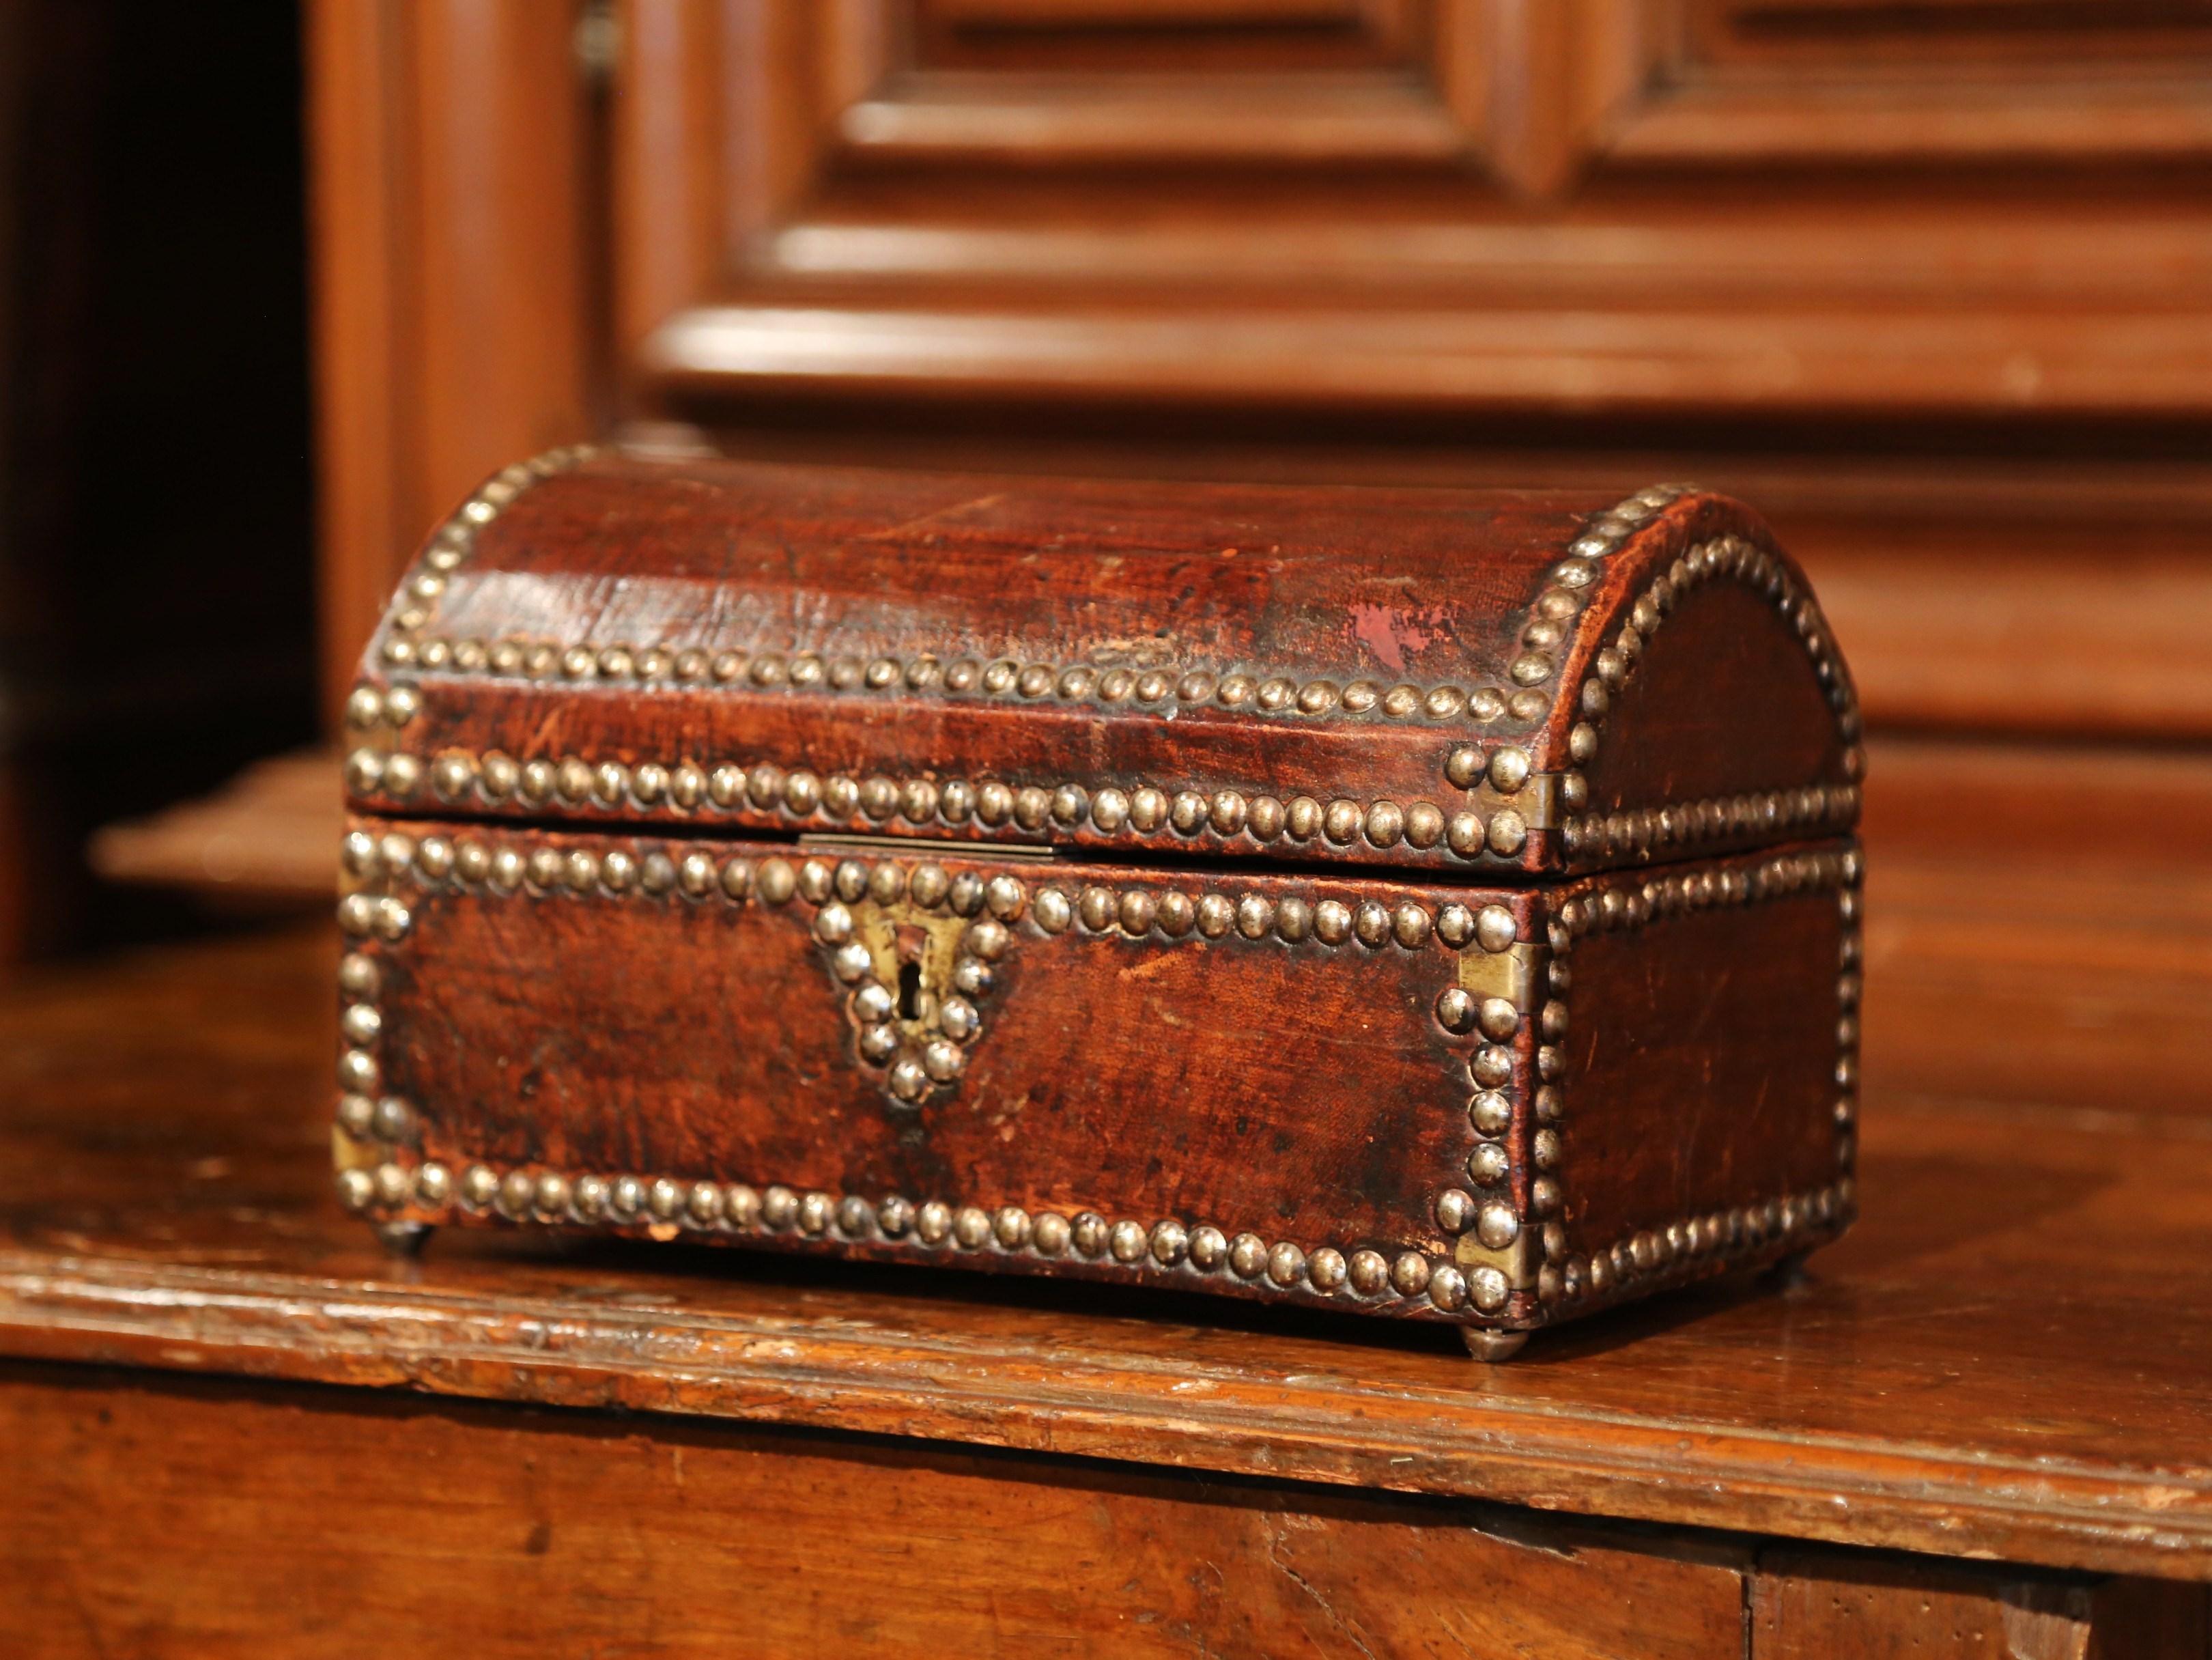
380,828,1506,1263
1586,576,1844,815
1559,878,1845,1254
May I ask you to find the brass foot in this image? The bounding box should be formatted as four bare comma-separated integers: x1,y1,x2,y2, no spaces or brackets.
1460,1328,1530,1364
1765,1249,1811,1289
374,1220,434,1259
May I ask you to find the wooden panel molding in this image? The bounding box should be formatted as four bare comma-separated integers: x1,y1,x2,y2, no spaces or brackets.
830,1,2212,178
868,0,1472,165
614,0,2212,427
306,0,597,725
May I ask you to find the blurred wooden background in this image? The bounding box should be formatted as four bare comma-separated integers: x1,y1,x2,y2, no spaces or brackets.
21,0,2212,1119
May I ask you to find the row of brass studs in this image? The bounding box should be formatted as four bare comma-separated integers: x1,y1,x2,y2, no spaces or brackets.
342,744,1861,877
1509,485,1695,701
332,1142,1847,1327
1836,892,1864,1170
338,828,1531,957
367,637,1558,731
335,940,412,1157
335,926,399,1105
375,447,594,641
1559,784,1858,861
1429,891,1550,1272
335,1161,1501,1316
334,837,405,1143
1554,846,1858,940
341,748,1542,862
1563,1184,1854,1308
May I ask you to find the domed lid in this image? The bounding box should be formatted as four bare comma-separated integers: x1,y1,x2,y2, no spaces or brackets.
343,448,1861,877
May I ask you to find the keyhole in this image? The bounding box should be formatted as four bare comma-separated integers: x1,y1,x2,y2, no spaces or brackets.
896,961,922,1022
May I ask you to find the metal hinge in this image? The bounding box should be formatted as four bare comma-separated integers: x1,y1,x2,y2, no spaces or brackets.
1456,940,1546,1011
797,832,1057,862
1456,1230,1537,1289
1475,773,1562,831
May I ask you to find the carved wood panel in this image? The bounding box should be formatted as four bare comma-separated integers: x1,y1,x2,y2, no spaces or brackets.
610,0,2212,428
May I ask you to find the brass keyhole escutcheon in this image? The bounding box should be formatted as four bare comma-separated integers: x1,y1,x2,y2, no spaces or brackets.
814,893,1010,1106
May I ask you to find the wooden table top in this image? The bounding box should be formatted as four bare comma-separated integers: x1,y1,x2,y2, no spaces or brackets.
2,924,2207,1584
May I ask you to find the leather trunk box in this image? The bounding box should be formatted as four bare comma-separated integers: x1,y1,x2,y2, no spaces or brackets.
334,449,1864,1359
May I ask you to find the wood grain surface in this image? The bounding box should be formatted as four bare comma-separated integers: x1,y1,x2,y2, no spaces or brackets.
0,1365,1759,1660
1750,1549,2210,1660
7,1360,2201,1657
1,926,2208,1584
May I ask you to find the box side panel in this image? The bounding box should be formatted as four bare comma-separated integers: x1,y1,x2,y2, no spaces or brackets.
1560,531,1862,874
1585,582,1844,808
335,818,1547,1324
1522,842,1860,1326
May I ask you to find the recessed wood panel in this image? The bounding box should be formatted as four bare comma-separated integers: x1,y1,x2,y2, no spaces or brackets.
832,0,1467,164
1627,0,2212,159
913,0,1428,72
1697,0,2212,63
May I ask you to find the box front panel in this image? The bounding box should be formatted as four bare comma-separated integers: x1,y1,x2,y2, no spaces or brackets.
335,819,1552,1323
335,821,1858,1331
